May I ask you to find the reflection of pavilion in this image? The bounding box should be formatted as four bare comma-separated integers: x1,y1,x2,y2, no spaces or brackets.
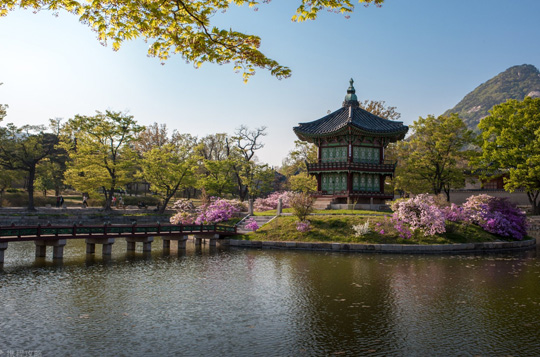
293,79,408,208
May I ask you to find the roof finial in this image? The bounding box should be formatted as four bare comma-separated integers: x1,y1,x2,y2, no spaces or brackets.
343,78,358,107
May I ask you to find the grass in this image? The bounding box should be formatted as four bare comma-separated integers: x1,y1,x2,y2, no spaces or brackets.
252,208,388,216
238,215,519,244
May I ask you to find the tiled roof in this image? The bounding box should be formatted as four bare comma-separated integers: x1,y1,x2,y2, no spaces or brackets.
294,105,409,139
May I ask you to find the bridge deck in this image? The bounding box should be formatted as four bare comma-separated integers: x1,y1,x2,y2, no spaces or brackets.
0,223,237,242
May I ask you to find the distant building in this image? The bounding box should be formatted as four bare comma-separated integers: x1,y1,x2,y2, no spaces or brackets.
293,79,408,208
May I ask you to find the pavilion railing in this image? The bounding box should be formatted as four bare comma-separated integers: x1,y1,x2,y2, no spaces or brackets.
306,161,396,172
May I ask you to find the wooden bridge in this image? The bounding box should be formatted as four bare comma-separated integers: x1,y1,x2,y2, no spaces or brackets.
0,223,238,263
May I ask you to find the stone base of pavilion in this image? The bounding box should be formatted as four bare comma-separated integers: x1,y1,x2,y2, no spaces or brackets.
314,196,391,211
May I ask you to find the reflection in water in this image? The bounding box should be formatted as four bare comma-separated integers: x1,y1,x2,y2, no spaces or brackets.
1,238,540,356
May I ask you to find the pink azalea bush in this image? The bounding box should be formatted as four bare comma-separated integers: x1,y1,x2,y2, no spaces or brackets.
442,203,469,223
391,194,446,237
390,194,527,240
254,191,294,212
195,198,241,224
462,195,527,240
170,197,241,225
244,218,259,232
296,220,311,233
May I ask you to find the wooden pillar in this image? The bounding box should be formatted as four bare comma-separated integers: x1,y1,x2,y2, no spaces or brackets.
317,173,322,192
380,175,385,194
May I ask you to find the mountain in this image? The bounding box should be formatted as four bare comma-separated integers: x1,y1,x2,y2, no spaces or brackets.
443,64,540,130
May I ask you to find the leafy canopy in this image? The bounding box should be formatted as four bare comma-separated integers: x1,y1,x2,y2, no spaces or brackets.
61,110,143,208
394,114,474,201
0,0,382,81
477,96,540,213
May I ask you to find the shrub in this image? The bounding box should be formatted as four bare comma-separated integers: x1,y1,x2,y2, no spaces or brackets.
352,220,370,237
244,218,259,231
289,192,315,222
391,194,446,237
170,197,241,225
442,203,469,223
463,195,527,240
195,198,241,224
296,220,311,233
254,191,294,212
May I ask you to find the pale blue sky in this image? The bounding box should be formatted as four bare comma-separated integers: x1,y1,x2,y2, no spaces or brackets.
1,0,539,167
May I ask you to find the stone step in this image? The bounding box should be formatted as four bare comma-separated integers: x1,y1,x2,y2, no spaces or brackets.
237,215,274,233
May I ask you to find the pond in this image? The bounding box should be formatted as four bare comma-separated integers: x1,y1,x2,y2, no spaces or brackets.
1,238,540,356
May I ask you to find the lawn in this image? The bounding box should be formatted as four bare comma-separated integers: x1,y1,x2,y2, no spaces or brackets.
239,214,517,244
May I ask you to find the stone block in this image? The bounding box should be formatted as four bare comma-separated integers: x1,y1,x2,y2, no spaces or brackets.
382,244,402,252
250,241,263,248
316,243,331,250
284,242,297,248
331,243,342,251
296,242,312,250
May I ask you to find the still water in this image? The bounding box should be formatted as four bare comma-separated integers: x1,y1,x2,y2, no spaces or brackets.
1,238,540,356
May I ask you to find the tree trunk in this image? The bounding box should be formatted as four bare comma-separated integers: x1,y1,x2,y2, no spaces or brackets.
527,191,540,215
103,187,113,211
27,166,36,211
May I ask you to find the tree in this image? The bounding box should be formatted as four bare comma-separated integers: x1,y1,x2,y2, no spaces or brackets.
394,114,474,201
289,172,317,193
0,82,7,121
61,111,144,210
139,136,197,213
229,125,267,201
280,140,317,177
196,158,237,197
477,97,540,214
133,122,170,154
0,124,59,210
0,0,382,81
0,169,21,206
359,99,401,120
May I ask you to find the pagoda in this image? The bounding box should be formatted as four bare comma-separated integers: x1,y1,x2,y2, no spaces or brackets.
293,79,408,207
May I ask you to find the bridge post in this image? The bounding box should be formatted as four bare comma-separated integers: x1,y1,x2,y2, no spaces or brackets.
86,238,115,255
143,239,152,252
125,236,154,252
209,234,220,247
178,235,189,249
163,239,171,250
127,241,136,251
35,243,47,257
86,243,96,254
35,239,67,259
0,242,7,264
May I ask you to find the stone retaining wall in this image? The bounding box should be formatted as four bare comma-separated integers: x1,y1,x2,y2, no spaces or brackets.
224,238,537,254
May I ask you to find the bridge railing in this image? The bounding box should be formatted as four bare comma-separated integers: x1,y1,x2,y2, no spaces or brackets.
0,223,237,240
